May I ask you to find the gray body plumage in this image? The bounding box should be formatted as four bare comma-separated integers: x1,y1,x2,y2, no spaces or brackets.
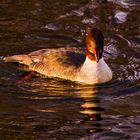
4,47,86,81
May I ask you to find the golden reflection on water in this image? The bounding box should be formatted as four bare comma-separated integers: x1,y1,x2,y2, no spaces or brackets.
37,109,56,113
81,102,97,115
21,79,103,133
78,87,103,133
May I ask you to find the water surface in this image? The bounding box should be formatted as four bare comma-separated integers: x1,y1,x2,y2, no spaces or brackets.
0,0,140,139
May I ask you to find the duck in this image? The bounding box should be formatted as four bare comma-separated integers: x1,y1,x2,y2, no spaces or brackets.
4,27,112,84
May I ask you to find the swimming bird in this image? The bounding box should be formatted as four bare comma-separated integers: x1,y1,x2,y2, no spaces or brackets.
4,27,112,84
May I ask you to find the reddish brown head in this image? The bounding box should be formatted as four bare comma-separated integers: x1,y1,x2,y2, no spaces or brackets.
86,27,104,62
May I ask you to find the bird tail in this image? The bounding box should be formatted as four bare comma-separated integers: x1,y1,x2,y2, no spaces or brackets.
3,55,32,65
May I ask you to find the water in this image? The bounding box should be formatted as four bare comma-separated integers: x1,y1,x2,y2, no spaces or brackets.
0,0,140,139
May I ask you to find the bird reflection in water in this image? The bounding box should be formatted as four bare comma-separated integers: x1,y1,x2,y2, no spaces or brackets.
79,89,104,133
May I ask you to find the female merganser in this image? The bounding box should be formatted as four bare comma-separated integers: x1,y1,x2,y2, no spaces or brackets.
4,27,112,84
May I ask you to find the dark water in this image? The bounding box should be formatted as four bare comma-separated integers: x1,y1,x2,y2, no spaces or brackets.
0,0,140,139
